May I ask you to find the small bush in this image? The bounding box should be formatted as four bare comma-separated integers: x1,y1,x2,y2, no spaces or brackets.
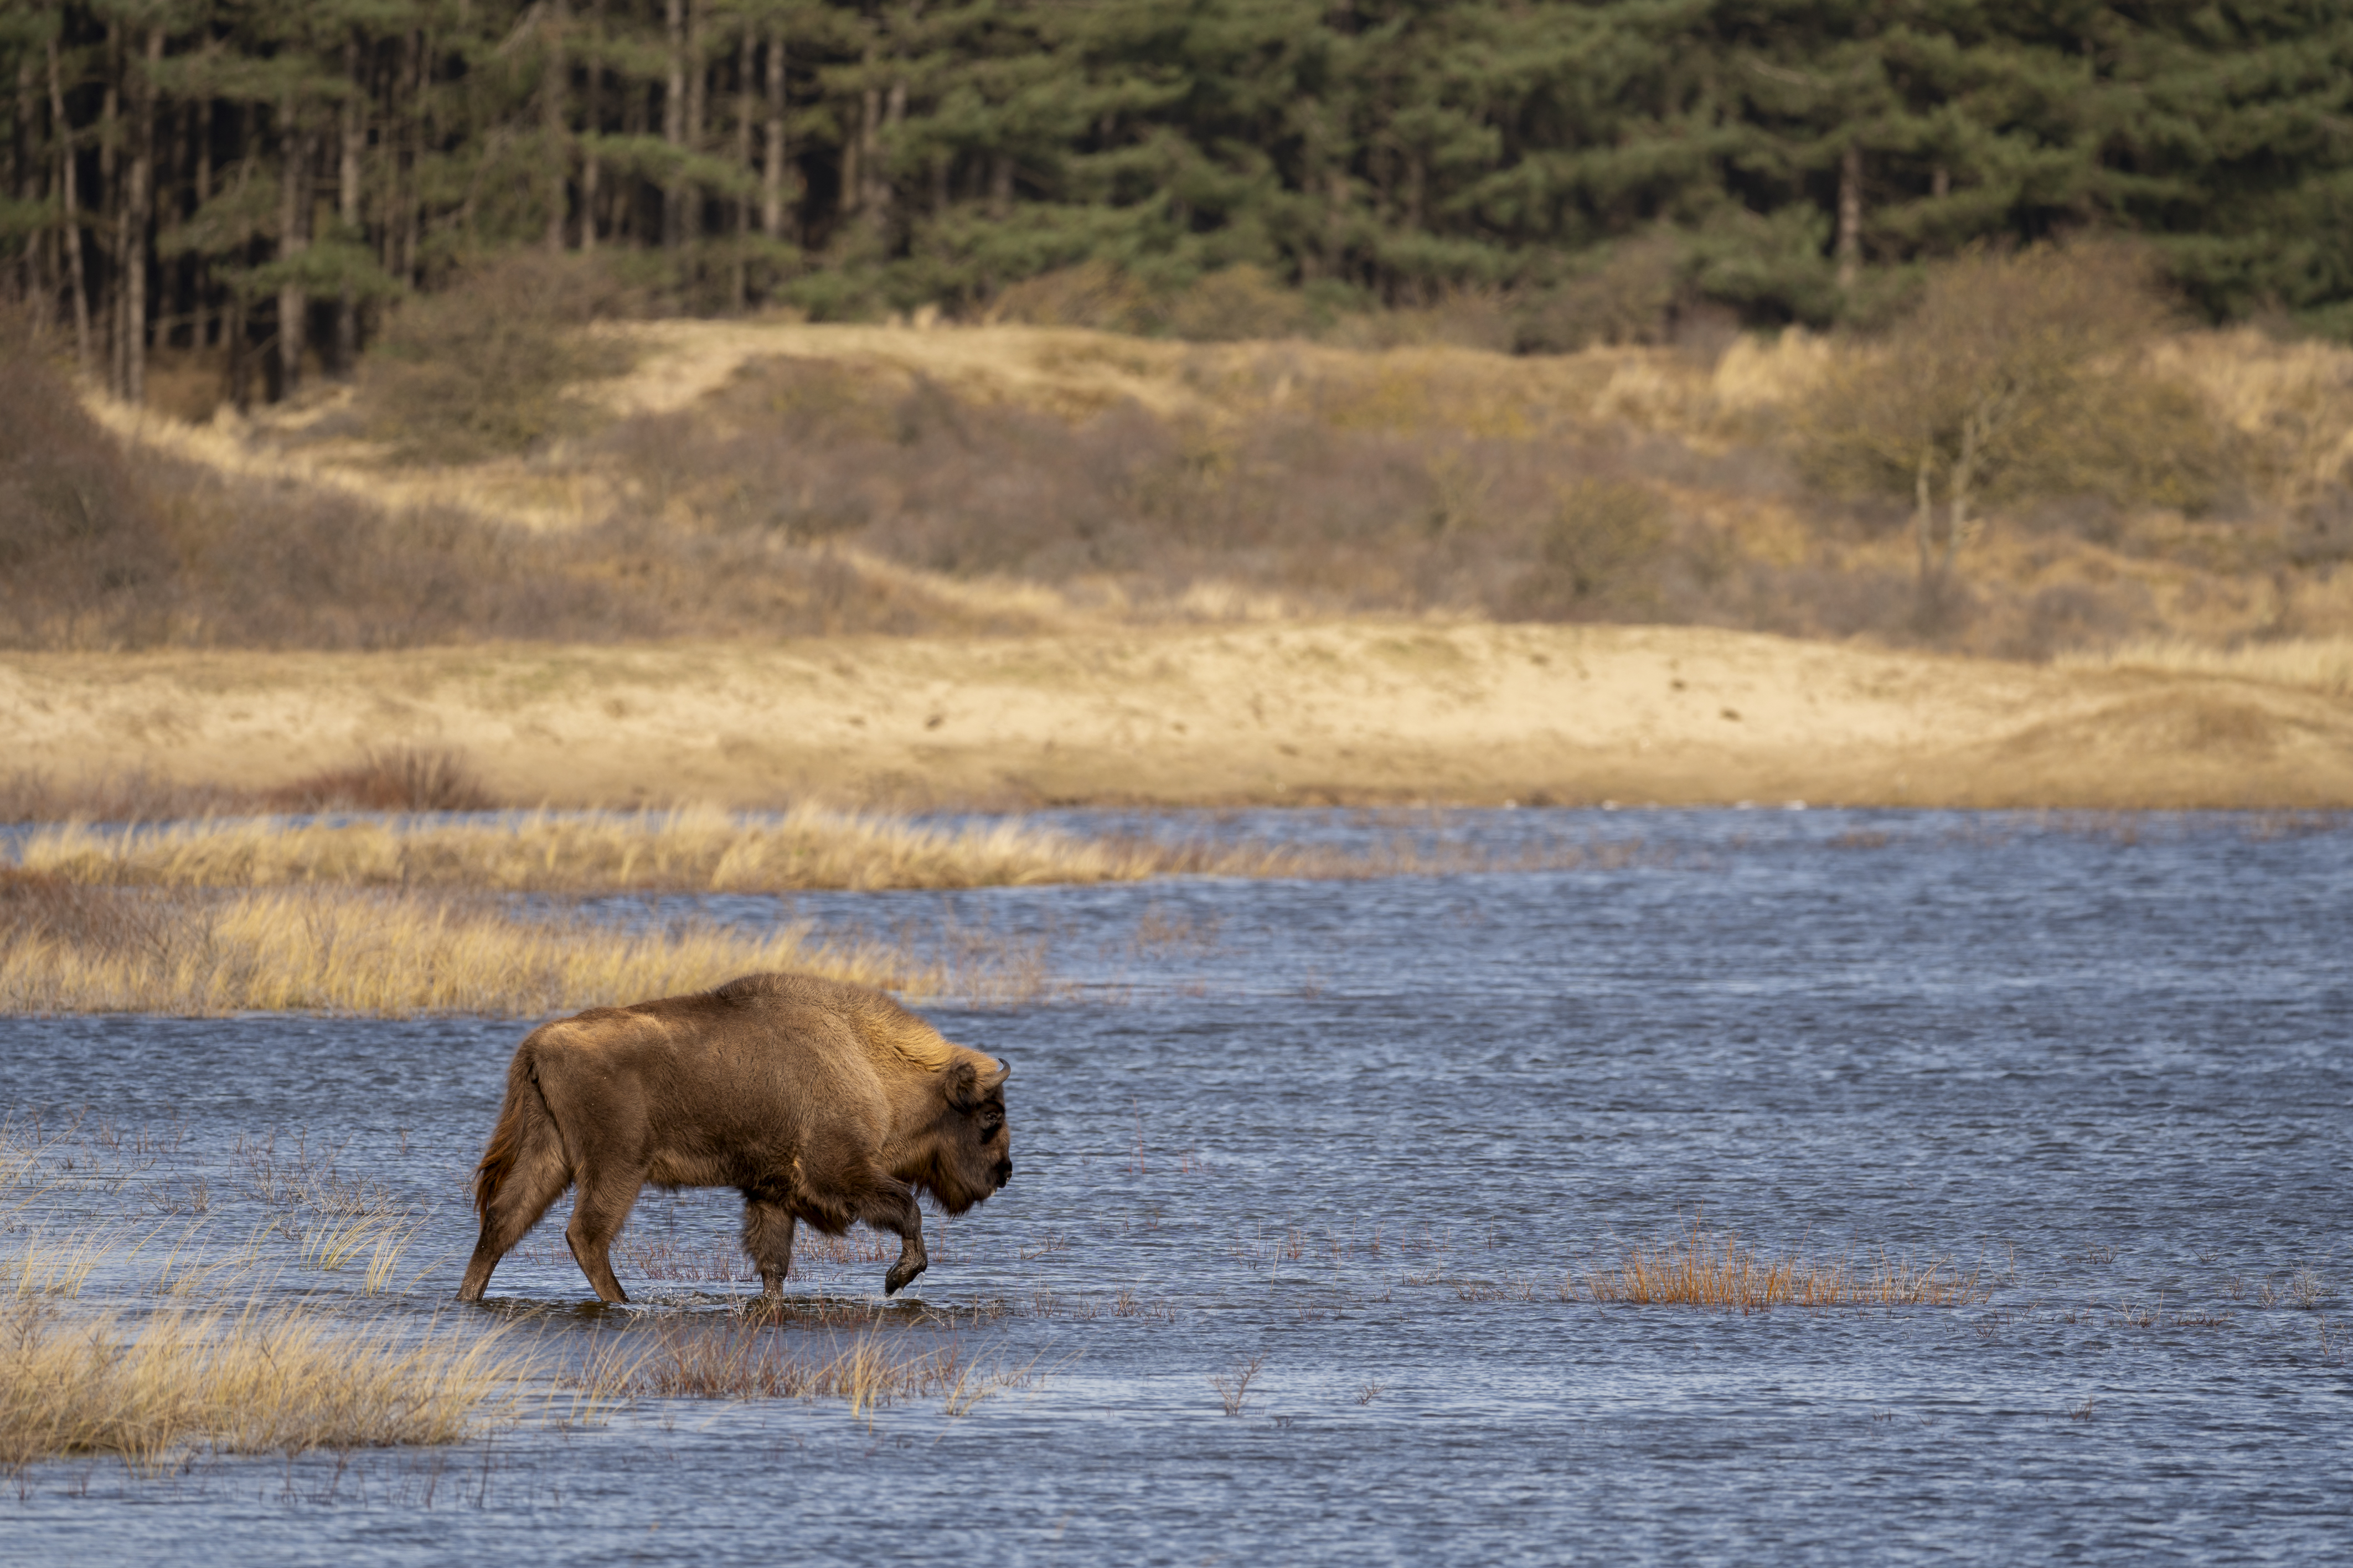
1799,244,2232,587
0,328,182,649
984,261,1153,332
1518,233,1689,353
263,747,496,813
1506,482,1673,619
358,253,641,460
1158,265,1315,342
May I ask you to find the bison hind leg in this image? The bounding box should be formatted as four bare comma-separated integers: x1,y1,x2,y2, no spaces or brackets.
563,1162,646,1305
740,1194,797,1297
458,1141,571,1303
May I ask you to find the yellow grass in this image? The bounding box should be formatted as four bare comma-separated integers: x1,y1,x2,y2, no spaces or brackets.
0,883,940,1017
2055,635,2353,698
2152,330,2353,506
0,1298,529,1471
16,804,1288,893
574,1321,1023,1418
300,1213,421,1277
1,1227,121,1297
1583,1224,1985,1310
10,802,1552,893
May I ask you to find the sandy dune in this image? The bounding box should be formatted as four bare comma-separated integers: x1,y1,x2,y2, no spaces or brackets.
6,623,2348,810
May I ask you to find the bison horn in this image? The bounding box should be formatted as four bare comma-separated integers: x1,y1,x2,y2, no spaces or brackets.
984,1057,1010,1088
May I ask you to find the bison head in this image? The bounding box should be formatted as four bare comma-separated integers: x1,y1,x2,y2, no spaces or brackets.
920,1055,1013,1214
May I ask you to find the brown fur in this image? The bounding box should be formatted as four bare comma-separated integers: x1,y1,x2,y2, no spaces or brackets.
456,972,1012,1304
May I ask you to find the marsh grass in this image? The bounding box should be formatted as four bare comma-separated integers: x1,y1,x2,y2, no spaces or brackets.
12,804,1568,896
300,1213,421,1275
0,876,943,1017
1209,1352,1267,1416
1581,1224,1985,1310
0,1298,530,1473
1,1227,121,1297
574,1322,1029,1419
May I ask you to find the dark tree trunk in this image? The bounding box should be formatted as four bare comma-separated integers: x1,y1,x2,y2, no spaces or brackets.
46,32,91,376
277,97,308,399
124,26,161,403
1836,142,1862,291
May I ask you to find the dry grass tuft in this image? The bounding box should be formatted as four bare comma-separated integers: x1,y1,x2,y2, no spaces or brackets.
1209,1351,1267,1416
1581,1223,1985,1310
0,875,941,1017
0,769,255,827
2055,636,2353,697
574,1322,1027,1419
261,748,497,814
1,1228,121,1297
0,1298,527,1472
11,805,1572,895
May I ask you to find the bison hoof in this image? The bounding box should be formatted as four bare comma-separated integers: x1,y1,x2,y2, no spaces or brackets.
884,1258,926,1295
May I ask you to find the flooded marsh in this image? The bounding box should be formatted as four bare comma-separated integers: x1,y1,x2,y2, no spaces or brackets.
0,808,2345,1564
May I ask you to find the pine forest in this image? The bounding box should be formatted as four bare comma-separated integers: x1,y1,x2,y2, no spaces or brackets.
3,1,2351,406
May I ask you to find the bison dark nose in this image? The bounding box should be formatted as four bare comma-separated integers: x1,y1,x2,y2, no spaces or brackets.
994,1158,1013,1187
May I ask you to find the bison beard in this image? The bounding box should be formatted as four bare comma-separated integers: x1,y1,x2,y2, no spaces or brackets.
457,973,1013,1304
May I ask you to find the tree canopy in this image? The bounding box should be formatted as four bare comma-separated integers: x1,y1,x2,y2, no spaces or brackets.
7,1,2351,403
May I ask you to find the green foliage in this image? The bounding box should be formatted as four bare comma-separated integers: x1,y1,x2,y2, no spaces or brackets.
5,0,2352,417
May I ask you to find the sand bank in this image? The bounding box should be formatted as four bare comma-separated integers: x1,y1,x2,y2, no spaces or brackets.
5,623,2349,811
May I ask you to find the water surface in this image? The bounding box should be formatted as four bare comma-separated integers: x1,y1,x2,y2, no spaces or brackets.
3,809,2346,1564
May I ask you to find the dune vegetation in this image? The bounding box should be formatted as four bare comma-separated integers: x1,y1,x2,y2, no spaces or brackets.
10,243,2353,670
0,872,976,1017
9,800,1580,894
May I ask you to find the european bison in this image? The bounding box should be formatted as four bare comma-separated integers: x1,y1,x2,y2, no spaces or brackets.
457,972,1012,1303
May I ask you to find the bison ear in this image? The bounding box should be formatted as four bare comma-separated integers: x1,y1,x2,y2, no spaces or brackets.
943,1060,983,1110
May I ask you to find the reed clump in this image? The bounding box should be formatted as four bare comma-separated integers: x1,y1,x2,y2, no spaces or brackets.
11,804,1564,894
1582,1224,1984,1310
576,1323,1015,1418
0,875,933,1017
0,1300,528,1472
17,804,1203,893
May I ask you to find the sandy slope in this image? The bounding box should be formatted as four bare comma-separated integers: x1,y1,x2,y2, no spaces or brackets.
6,624,2348,810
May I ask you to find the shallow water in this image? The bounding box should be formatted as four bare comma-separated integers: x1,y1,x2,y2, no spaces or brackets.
3,809,2347,1564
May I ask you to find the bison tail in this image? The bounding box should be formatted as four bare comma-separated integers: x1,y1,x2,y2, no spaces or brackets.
474,1044,559,1219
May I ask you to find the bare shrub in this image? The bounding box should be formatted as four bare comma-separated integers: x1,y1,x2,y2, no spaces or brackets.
356,252,641,460
1208,1352,1266,1416
1159,265,1316,342
1518,231,1690,353
619,353,1735,624
262,747,496,813
1800,243,2233,599
984,260,1154,332
1504,480,1674,620
0,332,182,649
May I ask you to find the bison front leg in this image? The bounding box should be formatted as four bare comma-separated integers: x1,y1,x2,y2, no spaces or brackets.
858,1177,928,1296
740,1194,797,1297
